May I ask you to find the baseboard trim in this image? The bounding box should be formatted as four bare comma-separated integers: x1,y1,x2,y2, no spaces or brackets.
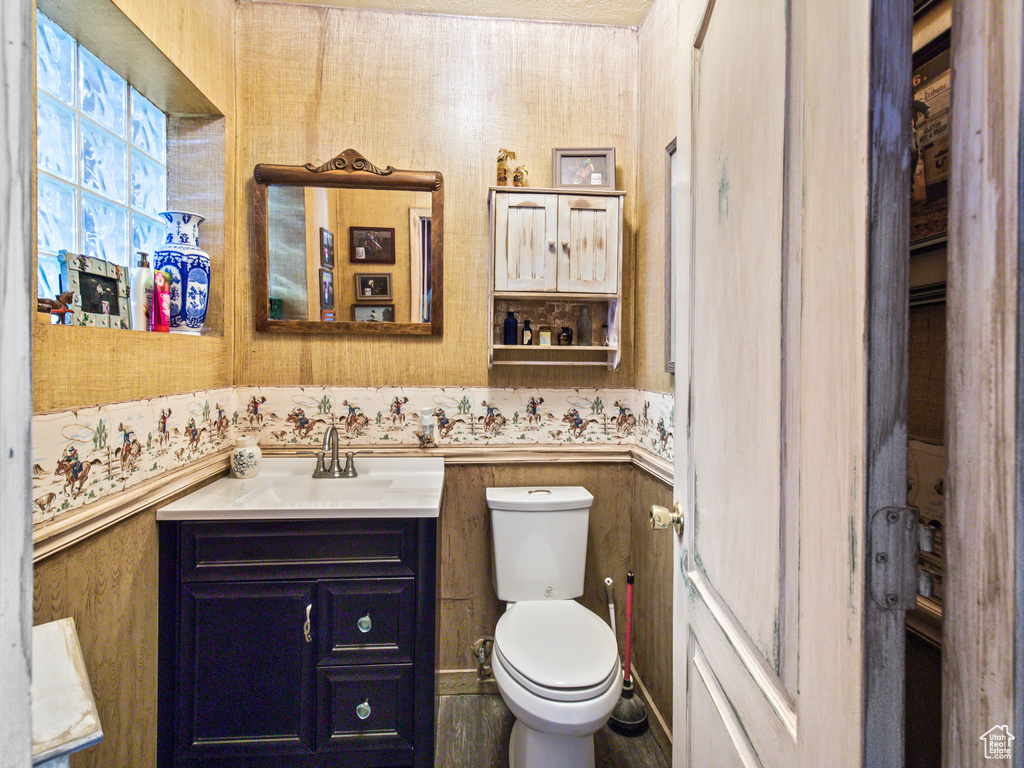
436,669,499,696
632,666,673,760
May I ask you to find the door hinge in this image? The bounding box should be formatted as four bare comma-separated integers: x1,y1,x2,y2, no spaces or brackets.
869,506,918,611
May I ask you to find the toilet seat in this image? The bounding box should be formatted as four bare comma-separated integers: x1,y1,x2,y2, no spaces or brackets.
494,601,620,703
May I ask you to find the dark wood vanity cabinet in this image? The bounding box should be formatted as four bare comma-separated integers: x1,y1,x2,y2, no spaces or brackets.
158,518,437,768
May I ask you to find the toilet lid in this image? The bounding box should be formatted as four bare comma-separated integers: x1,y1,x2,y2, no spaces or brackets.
494,601,620,698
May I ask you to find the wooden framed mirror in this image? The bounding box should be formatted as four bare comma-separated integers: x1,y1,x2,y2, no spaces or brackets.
253,149,443,335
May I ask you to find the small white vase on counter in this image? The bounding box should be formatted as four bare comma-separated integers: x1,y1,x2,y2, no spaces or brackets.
231,436,262,479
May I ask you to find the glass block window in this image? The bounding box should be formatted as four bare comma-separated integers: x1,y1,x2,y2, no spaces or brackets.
36,10,167,303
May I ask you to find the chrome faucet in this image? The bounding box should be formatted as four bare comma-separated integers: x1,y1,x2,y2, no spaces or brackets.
312,426,373,477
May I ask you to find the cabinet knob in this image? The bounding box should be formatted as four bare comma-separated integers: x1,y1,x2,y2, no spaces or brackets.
357,614,372,634
303,604,312,643
356,699,372,720
548,238,555,248
561,239,569,251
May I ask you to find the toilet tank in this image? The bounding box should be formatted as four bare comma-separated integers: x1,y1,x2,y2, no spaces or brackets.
486,486,594,602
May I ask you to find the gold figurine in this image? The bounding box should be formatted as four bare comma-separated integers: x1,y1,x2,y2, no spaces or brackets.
497,148,516,186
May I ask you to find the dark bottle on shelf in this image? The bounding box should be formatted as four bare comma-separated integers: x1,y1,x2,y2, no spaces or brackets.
503,310,518,345
558,326,573,345
522,319,533,345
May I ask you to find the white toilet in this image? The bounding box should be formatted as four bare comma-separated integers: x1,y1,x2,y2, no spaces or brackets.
486,486,623,768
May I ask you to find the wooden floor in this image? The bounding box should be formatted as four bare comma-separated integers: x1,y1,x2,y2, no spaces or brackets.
435,694,670,768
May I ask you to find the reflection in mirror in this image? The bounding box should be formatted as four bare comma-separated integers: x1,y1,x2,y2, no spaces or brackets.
253,149,443,335
266,187,432,323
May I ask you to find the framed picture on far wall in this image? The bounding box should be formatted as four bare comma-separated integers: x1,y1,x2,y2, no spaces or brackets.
320,227,335,268
552,147,616,190
354,272,392,301
351,304,395,322
350,227,396,264
319,268,334,310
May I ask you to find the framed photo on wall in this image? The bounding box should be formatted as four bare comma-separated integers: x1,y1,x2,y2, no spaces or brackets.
320,227,335,268
552,148,616,190
351,304,395,322
354,273,392,301
349,227,396,264
319,268,334,310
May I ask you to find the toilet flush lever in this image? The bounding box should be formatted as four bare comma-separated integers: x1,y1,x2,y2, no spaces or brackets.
650,502,684,536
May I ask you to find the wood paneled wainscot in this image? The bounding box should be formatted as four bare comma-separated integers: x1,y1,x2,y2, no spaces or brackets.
489,187,625,370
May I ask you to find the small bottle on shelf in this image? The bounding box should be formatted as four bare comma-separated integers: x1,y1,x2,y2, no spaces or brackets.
522,319,533,345
558,326,573,345
503,310,518,345
601,324,610,346
538,325,552,345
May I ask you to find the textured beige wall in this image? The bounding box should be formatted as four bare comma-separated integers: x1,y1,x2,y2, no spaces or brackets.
635,0,679,395
233,3,638,388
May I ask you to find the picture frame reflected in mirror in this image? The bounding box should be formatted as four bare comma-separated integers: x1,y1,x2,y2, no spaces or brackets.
351,304,395,322
319,269,334,310
354,273,392,301
350,226,396,264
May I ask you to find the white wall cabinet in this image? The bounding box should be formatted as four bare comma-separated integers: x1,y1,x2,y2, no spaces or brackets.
492,189,621,294
488,187,625,369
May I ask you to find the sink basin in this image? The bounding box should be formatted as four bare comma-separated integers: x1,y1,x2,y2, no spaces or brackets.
157,456,444,520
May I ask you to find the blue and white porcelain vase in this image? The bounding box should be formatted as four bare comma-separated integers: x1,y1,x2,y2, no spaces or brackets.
153,211,210,330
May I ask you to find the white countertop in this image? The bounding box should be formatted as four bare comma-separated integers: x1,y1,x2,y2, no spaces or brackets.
157,456,444,521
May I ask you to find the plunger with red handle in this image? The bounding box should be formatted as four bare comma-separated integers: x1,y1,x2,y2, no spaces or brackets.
608,571,648,735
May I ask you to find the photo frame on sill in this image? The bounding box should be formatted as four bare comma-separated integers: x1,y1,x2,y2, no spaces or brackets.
552,147,616,190
57,250,129,329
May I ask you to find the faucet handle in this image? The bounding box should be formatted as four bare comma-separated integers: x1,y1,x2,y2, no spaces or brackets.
341,450,373,478
308,450,329,478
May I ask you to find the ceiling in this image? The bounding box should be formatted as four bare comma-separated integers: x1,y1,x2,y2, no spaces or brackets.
254,0,655,27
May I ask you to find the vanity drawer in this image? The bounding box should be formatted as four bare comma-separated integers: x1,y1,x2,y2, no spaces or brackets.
316,664,414,758
318,579,415,665
179,520,417,582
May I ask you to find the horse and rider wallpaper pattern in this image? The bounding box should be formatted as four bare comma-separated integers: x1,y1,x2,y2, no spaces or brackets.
32,386,675,527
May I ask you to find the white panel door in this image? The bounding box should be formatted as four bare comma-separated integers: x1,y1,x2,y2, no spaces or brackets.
670,0,909,766
493,192,558,291
556,194,619,293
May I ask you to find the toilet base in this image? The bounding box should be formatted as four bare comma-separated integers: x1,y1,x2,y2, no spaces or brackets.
508,719,595,768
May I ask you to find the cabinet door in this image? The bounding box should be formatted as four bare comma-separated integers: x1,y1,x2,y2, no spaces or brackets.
176,581,316,760
493,192,558,291
556,194,619,293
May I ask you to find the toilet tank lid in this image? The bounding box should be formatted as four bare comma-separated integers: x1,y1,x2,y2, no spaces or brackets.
486,486,593,512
